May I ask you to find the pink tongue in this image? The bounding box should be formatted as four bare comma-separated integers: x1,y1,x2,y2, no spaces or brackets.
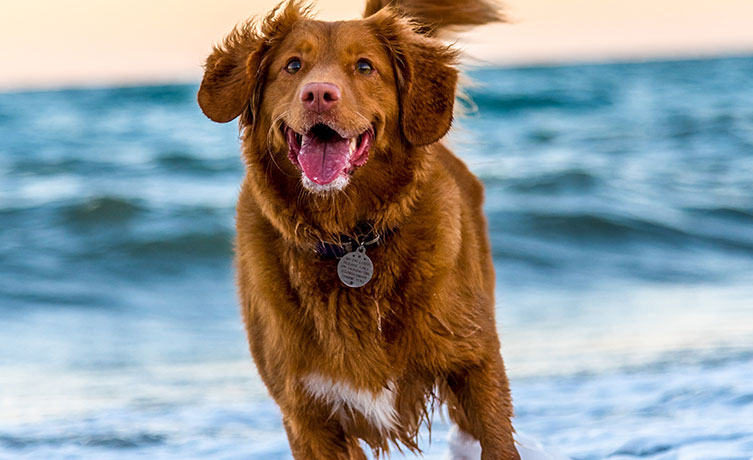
298,131,350,185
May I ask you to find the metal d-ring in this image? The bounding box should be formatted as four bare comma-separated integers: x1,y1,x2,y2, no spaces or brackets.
359,232,381,248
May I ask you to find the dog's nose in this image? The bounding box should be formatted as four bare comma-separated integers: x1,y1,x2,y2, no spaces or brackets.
300,82,341,113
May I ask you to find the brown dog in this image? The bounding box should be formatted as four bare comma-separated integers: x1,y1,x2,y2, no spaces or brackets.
198,0,519,458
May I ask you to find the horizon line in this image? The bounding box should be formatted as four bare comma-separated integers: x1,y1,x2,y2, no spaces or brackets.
2,50,751,95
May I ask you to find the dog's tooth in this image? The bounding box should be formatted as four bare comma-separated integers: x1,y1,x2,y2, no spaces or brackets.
350,137,357,153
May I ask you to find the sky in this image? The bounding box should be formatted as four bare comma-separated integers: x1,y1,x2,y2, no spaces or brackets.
1,0,753,90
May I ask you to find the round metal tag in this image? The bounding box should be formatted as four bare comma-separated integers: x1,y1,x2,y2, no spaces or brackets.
337,248,373,288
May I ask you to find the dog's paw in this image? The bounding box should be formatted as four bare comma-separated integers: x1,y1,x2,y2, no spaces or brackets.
446,426,482,460
445,427,570,460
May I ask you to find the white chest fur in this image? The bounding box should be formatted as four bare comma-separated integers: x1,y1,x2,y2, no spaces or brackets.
302,373,398,434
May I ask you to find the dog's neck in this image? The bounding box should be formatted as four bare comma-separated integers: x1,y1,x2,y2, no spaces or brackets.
314,222,396,259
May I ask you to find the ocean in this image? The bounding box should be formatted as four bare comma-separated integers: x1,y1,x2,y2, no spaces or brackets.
1,55,752,459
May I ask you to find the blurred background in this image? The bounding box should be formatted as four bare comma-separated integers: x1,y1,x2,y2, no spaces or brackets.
1,1,753,459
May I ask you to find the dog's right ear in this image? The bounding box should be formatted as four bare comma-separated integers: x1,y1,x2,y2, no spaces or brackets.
198,23,266,124
198,2,307,124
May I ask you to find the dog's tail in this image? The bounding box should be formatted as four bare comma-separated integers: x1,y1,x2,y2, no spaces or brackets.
363,0,504,35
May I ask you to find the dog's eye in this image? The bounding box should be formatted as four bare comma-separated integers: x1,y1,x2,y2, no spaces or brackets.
356,59,373,75
285,58,302,74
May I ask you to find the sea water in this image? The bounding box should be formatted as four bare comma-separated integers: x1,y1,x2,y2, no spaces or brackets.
1,55,752,459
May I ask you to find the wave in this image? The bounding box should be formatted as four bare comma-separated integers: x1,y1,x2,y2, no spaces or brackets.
156,152,240,174
0,432,166,449
484,204,753,285
684,206,753,222
4,195,753,281
59,196,146,225
482,169,601,193
9,158,119,176
466,91,610,114
505,211,686,241
490,207,753,249
117,230,234,260
2,195,234,267
54,83,197,107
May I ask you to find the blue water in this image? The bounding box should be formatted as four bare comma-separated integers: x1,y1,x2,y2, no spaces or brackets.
2,55,753,459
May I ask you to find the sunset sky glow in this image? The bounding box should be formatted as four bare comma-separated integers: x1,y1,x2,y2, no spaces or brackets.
2,0,753,90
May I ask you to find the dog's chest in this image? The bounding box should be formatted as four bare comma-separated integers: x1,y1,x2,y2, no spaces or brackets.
302,373,398,433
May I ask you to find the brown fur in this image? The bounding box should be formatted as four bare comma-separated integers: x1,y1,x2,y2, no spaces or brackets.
364,0,505,35
198,0,519,458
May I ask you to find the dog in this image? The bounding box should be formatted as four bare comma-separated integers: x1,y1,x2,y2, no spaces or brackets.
198,0,520,458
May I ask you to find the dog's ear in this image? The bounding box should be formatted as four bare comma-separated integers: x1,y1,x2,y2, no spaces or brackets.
364,0,505,36
398,37,458,146
198,2,307,124
198,24,264,124
368,10,459,146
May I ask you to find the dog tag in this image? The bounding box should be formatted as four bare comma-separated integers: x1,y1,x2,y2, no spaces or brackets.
337,245,373,288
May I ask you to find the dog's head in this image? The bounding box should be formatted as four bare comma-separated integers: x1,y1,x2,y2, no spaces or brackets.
198,1,458,194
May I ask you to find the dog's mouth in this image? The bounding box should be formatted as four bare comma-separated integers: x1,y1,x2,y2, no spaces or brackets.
285,123,373,187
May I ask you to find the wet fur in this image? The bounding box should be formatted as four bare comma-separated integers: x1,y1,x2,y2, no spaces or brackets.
198,1,519,458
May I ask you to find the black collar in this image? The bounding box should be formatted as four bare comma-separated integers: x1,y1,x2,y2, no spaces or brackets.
314,223,393,259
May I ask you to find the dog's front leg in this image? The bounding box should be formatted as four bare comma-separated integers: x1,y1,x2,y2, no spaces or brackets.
282,404,366,460
447,355,520,460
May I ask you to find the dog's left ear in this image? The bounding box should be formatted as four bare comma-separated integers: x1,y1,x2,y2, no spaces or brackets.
398,36,459,146
368,10,459,146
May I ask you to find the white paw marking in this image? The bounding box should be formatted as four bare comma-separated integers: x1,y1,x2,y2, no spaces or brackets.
446,426,571,460
302,374,398,434
447,425,482,460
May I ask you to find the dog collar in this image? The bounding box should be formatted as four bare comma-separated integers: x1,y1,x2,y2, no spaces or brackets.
314,223,392,259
